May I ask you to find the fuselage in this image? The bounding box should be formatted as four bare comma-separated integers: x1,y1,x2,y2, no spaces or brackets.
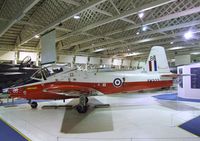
8,67,173,100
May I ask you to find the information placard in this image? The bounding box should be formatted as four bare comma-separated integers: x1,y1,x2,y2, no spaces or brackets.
191,67,200,89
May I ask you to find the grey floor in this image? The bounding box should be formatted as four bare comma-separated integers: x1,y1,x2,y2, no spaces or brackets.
0,90,200,141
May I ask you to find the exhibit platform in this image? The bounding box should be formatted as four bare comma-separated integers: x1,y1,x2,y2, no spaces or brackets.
0,117,30,141
179,116,200,137
153,93,200,103
0,90,200,141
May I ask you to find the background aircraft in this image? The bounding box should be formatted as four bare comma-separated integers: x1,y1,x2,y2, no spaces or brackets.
0,56,39,93
7,46,173,113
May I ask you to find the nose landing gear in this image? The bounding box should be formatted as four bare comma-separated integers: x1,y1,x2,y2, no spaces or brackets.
31,101,38,109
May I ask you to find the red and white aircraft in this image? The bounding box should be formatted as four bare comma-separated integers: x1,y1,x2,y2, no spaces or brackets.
8,46,173,113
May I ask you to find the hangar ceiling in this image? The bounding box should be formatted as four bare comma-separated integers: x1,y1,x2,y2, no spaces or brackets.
0,0,200,60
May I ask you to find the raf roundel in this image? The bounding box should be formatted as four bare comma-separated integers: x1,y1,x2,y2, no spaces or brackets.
113,78,123,87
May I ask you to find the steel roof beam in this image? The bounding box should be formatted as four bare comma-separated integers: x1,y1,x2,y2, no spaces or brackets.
63,7,135,49
122,47,200,60
56,0,175,42
60,0,81,6
105,40,200,56
0,0,40,37
73,6,200,50
76,7,200,52
0,0,6,15
18,0,107,46
102,19,200,50
109,0,135,24
91,7,113,17
98,29,200,54
56,26,109,49
0,17,44,28
62,36,103,49
56,27,96,37
106,6,200,37
56,27,72,32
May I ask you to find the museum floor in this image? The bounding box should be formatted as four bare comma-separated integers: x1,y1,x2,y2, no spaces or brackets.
0,90,200,141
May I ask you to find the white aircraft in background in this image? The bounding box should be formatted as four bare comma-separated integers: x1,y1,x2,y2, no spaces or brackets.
8,46,173,113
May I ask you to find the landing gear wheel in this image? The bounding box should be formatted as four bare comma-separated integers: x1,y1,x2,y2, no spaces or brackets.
76,95,88,113
30,101,38,109
76,105,88,113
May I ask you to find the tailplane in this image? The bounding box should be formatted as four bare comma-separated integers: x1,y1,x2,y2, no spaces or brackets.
146,46,170,73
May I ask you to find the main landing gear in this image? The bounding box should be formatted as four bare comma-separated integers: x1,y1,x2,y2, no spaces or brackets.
76,95,88,113
28,100,38,109
28,96,109,114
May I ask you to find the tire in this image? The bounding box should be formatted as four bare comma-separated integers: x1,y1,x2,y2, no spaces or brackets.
31,101,38,109
76,105,88,113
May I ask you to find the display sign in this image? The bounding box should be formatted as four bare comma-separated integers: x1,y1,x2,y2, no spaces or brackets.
191,67,200,89
41,30,56,65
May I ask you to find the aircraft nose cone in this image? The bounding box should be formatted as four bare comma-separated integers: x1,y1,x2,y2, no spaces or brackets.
8,87,21,98
2,88,8,94
7,88,13,97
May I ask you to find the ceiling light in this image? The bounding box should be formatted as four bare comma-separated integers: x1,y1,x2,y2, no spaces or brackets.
168,46,185,51
74,15,80,19
170,41,174,44
142,26,147,31
93,48,105,52
171,59,175,62
136,32,140,35
34,35,39,38
138,12,144,18
137,38,152,43
191,52,200,55
184,31,193,40
125,52,142,57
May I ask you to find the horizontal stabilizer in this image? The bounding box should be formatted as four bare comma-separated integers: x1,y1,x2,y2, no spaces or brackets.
161,74,195,78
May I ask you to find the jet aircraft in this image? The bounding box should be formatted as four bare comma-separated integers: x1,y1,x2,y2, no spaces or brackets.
7,46,173,113
0,56,39,93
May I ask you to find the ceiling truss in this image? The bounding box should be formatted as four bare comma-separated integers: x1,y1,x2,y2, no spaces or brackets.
0,0,200,60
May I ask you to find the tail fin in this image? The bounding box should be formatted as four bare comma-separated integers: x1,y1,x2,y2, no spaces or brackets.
146,46,170,73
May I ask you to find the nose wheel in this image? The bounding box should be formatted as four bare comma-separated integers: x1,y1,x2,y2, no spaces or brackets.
30,101,38,109
76,95,88,113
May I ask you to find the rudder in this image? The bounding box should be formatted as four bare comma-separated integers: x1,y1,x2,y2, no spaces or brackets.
146,46,170,73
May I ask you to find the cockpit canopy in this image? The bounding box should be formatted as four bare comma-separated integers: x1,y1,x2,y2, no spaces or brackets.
31,65,63,80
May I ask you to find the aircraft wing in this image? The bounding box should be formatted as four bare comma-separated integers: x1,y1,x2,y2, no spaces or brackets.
43,84,95,96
